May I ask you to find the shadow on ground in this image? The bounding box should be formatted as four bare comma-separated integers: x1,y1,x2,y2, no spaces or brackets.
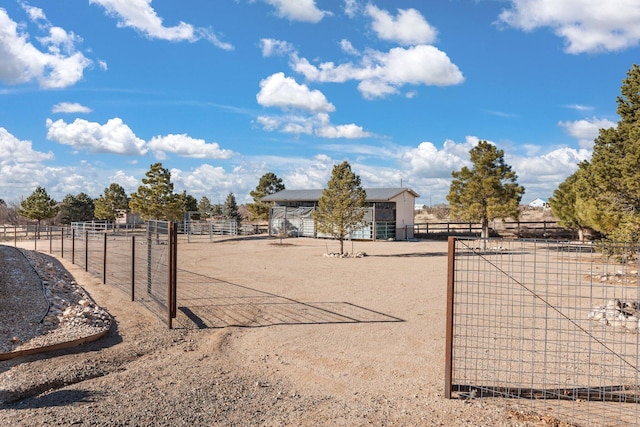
175,269,404,329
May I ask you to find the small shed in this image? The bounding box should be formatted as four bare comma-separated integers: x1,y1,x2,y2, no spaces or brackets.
262,187,420,240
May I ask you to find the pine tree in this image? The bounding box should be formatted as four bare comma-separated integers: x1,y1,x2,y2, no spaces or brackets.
180,192,199,219
197,196,213,218
129,163,184,221
447,141,524,239
18,186,59,225
548,170,590,240
314,161,367,255
247,172,285,221
222,193,242,224
95,183,129,221
571,64,640,242
59,192,95,224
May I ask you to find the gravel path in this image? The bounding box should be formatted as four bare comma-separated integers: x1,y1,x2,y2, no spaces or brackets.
0,241,559,426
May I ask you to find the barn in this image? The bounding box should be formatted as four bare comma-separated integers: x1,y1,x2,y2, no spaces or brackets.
261,187,420,241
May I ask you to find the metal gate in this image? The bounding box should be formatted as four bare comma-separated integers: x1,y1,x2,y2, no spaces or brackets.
445,237,640,426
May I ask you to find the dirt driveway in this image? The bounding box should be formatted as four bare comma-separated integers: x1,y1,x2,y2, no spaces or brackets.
1,237,530,426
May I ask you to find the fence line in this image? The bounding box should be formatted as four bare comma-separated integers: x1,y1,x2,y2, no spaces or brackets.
446,237,640,426
16,222,178,328
181,219,268,242
414,220,574,239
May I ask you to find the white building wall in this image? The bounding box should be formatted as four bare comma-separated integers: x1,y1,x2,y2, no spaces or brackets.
390,190,417,239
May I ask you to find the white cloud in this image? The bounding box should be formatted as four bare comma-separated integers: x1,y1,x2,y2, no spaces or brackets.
260,38,294,57
170,164,235,196
257,72,335,113
0,127,54,165
0,127,56,201
196,28,234,50
21,3,46,23
46,117,148,155
365,5,437,45
282,154,334,189
510,146,590,177
343,0,359,18
565,104,594,112
109,170,140,194
401,137,478,178
256,110,372,139
498,0,640,53
316,123,371,139
52,102,92,113
45,117,237,160
90,0,233,49
147,134,234,160
395,135,593,202
558,117,617,148
508,146,591,198
340,39,360,56
292,44,464,99
0,9,92,88
256,114,312,135
262,0,330,23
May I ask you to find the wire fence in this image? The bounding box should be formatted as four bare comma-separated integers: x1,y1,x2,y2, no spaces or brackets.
445,237,640,426
14,222,178,327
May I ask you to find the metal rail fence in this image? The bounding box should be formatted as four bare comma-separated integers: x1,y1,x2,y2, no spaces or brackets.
414,220,573,240
445,237,640,426
181,219,246,242
22,221,178,328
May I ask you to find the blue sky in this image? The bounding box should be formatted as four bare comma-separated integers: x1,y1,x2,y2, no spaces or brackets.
1,0,638,207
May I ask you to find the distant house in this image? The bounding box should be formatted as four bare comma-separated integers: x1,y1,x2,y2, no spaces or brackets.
528,198,549,209
261,187,420,240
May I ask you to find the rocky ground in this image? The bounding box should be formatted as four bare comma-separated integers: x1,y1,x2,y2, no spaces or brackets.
0,240,568,426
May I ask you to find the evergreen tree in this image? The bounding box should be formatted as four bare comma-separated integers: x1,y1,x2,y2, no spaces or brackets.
222,192,242,224
94,183,129,221
129,163,184,221
211,203,223,218
59,192,95,224
247,172,285,221
197,196,213,218
447,141,524,239
18,186,59,225
571,64,640,242
180,192,199,219
181,192,198,213
314,161,367,255
548,170,590,241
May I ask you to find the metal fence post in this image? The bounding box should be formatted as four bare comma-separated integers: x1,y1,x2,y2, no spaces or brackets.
444,236,456,399
103,232,107,284
172,222,177,319
147,222,152,294
72,228,75,264
61,228,64,258
131,235,136,302
85,230,89,272
167,222,177,329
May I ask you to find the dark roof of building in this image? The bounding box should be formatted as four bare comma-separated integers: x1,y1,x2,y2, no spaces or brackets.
261,187,419,203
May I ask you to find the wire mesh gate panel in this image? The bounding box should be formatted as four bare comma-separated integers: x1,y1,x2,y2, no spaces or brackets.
445,237,640,426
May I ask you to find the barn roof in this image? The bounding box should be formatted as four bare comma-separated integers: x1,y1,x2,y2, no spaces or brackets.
261,187,419,203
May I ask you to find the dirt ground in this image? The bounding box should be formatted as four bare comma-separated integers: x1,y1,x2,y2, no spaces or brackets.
0,236,544,426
